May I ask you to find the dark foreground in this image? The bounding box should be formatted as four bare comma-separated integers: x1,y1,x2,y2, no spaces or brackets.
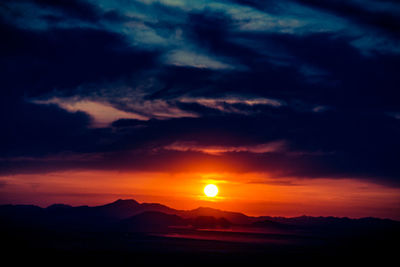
3,227,398,266
1,200,398,266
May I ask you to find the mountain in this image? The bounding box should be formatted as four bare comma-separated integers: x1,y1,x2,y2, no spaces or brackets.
93,199,177,219
95,200,251,224
1,199,398,266
117,211,187,232
0,204,45,228
1,199,399,234
46,204,73,211
0,199,241,230
177,207,251,224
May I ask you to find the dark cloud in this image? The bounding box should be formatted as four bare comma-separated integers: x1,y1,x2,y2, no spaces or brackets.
232,0,400,38
1,0,400,187
0,19,158,99
230,0,283,13
0,0,125,24
32,0,102,22
292,0,400,38
2,108,400,186
0,100,91,157
181,11,400,110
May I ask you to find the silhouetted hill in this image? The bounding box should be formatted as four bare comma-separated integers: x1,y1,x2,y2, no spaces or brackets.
91,199,177,219
0,204,44,228
46,204,73,211
1,199,399,234
118,211,187,232
178,207,251,224
93,199,140,219
1,198,400,267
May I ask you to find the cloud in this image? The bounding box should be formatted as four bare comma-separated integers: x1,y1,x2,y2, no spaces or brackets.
179,96,283,108
30,94,200,126
0,20,158,98
30,93,286,127
0,99,92,157
32,97,148,127
164,140,287,155
0,0,400,188
292,0,400,37
176,96,285,115
386,112,400,120
165,50,235,70
0,180,7,188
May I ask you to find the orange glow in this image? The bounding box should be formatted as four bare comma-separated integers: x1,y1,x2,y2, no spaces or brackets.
0,170,399,220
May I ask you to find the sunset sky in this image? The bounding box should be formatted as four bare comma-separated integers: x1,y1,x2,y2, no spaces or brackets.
1,0,400,219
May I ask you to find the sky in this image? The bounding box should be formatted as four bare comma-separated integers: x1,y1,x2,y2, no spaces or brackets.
1,0,400,219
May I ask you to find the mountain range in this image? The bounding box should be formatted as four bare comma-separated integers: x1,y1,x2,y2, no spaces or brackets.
1,199,399,235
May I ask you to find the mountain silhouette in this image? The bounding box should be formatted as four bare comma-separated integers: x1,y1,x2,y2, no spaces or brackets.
178,207,251,224
1,198,399,266
118,211,187,232
1,199,399,234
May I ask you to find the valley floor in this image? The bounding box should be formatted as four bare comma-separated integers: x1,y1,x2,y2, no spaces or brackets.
2,225,397,266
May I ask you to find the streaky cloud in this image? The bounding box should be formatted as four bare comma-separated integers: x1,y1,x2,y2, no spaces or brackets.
164,140,287,155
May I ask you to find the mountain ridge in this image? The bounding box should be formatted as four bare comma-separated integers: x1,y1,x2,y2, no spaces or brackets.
1,199,399,237
1,198,399,224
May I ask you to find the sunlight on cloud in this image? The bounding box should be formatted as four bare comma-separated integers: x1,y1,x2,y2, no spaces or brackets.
32,92,285,128
165,50,234,70
180,97,283,107
110,96,199,120
164,140,287,155
179,96,284,114
32,95,200,127
32,97,148,127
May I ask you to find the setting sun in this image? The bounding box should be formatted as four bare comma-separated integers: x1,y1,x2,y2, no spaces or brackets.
204,184,219,197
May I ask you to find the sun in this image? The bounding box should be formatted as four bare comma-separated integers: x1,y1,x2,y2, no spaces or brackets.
204,184,219,197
